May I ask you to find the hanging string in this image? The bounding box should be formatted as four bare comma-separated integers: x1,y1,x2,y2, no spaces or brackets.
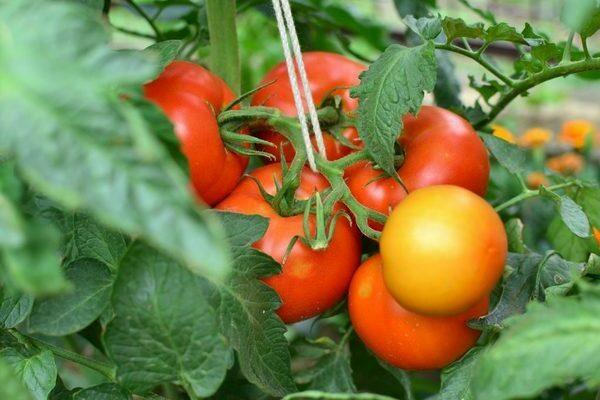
271,0,327,172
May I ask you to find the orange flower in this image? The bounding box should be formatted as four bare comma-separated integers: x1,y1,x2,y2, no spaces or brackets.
492,124,516,144
546,152,585,176
559,120,596,149
594,227,600,246
526,172,549,189
519,127,552,148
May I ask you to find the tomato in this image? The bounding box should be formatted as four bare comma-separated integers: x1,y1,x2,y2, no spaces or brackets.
251,52,366,161
144,60,247,205
215,164,362,323
380,185,507,316
348,254,488,370
347,106,490,225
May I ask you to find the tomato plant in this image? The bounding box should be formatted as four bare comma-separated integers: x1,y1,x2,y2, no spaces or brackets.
2,1,600,400
216,163,361,323
348,254,488,370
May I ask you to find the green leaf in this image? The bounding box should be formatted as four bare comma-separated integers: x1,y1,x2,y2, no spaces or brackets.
404,16,442,40
0,288,33,328
548,215,596,262
0,354,33,400
540,188,590,238
442,17,485,42
104,243,229,397
0,348,57,400
351,43,437,177
62,215,129,272
217,211,270,249
472,291,600,400
218,247,296,395
480,133,526,174
393,0,436,17
434,52,463,110
432,347,484,400
547,187,600,261
485,22,527,44
216,212,294,396
473,252,587,330
48,378,73,400
283,391,397,400
145,40,183,71
0,0,229,282
2,219,68,295
375,360,414,400
505,219,528,254
561,0,600,38
26,259,113,336
72,383,129,400
295,336,356,393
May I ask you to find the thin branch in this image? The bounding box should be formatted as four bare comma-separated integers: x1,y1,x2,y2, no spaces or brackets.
122,0,163,41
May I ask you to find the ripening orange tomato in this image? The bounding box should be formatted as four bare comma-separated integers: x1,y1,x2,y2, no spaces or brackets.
380,185,507,316
594,227,600,247
348,254,488,370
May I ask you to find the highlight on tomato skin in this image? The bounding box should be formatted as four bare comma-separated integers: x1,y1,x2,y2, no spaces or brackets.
346,106,490,228
380,185,507,317
143,60,248,206
250,51,366,162
348,254,488,371
215,163,362,324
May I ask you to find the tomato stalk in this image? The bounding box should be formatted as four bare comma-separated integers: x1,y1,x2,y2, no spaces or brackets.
206,0,241,94
494,180,582,212
219,104,389,240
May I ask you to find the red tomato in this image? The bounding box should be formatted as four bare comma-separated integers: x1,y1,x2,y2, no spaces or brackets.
144,61,247,205
347,106,490,226
251,52,365,161
348,254,488,370
216,164,362,323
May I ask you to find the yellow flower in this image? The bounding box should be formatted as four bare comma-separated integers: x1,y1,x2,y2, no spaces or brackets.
519,127,552,148
559,120,596,149
546,152,585,176
491,124,516,144
525,172,549,189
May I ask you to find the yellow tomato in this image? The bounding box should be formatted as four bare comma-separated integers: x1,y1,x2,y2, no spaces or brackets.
380,185,507,316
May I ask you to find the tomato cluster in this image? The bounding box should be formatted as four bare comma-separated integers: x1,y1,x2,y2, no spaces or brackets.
148,53,507,371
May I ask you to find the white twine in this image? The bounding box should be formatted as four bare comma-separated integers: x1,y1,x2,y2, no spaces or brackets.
271,0,327,172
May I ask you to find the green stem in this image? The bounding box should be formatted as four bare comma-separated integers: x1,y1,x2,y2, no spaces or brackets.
206,0,240,94
327,149,370,170
582,36,592,60
9,330,116,381
494,181,579,213
123,0,163,41
474,57,600,129
436,43,515,87
562,31,575,63
112,25,156,40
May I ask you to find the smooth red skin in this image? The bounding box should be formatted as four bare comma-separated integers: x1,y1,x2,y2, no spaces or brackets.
144,61,248,205
347,106,490,225
216,164,362,324
251,52,366,161
348,254,488,370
